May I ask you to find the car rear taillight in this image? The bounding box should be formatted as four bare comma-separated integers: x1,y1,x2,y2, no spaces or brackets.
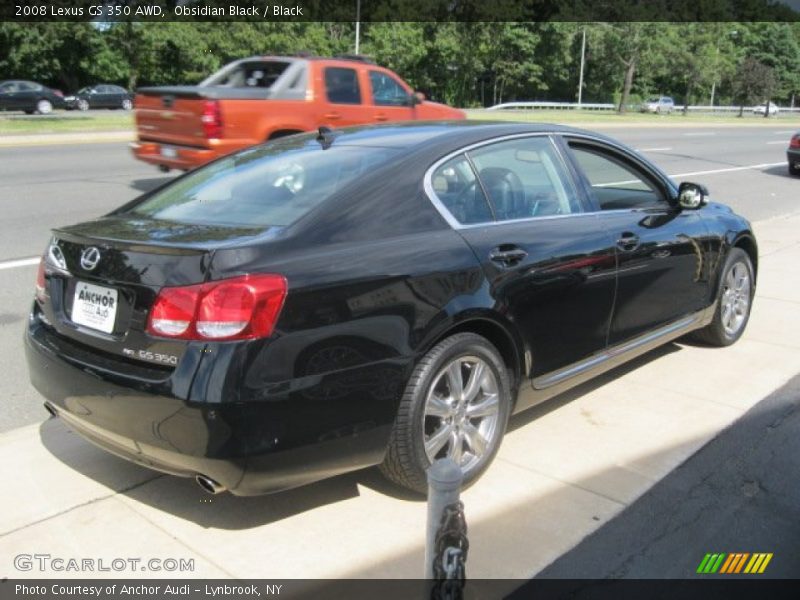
35,256,46,303
53,89,64,97
790,135,800,149
201,100,223,139
146,274,287,341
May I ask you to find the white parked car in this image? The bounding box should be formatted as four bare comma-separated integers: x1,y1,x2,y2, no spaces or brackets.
753,102,779,116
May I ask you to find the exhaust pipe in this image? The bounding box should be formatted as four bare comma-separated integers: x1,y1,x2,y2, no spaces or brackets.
43,403,57,418
195,474,225,495
158,165,170,173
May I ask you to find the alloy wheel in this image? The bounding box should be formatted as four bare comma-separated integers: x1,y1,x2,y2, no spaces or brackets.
721,261,750,336
422,355,500,472
36,99,52,115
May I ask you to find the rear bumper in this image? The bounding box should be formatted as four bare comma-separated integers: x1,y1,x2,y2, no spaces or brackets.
25,314,404,495
130,140,216,171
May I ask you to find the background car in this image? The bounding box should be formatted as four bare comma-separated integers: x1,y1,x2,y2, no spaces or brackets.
753,102,779,116
0,80,64,114
641,96,675,114
788,132,800,175
64,84,133,111
26,122,757,496
131,54,465,172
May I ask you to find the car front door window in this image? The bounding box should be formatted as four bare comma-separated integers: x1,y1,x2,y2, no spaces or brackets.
569,145,666,211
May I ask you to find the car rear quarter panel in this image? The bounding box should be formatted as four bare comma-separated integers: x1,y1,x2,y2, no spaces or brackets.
190,224,500,452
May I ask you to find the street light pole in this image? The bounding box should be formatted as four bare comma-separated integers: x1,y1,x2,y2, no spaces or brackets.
355,0,361,54
578,27,586,106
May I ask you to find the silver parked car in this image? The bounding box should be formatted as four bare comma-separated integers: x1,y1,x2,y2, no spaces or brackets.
641,96,675,114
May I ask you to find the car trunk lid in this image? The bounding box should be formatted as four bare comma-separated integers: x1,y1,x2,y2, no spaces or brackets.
38,216,267,369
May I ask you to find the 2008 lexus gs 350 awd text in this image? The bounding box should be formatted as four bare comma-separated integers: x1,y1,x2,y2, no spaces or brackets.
25,122,757,495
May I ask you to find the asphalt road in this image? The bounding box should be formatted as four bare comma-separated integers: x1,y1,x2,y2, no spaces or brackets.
0,123,798,432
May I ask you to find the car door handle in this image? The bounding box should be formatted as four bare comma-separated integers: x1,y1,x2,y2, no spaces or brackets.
375,113,389,121
489,246,528,267
616,232,640,252
324,112,341,120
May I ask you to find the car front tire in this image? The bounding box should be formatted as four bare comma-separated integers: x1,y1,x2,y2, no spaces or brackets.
380,332,512,494
36,99,53,115
77,99,89,111
692,248,754,346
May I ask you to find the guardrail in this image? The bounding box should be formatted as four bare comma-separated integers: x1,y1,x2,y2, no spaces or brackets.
486,101,800,114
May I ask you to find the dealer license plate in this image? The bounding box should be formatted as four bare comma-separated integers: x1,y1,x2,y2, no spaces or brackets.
72,281,118,334
160,145,177,158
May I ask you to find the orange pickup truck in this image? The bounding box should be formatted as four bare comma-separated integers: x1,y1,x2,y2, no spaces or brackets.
131,55,465,172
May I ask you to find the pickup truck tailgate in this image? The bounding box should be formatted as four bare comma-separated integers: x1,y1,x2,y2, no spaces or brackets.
134,87,211,148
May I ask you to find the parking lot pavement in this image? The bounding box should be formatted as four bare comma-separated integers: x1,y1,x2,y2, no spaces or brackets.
1,210,798,581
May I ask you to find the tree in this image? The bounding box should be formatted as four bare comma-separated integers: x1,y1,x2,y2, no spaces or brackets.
732,57,775,117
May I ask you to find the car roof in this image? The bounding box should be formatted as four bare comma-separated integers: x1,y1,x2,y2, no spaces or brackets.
317,120,620,152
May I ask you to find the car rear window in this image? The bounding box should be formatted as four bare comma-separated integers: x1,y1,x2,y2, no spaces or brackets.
202,60,290,88
127,141,400,228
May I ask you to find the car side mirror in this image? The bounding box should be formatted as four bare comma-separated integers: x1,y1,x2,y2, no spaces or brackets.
677,182,708,209
409,91,425,106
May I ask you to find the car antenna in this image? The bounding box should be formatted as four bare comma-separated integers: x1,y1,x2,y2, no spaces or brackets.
316,126,338,150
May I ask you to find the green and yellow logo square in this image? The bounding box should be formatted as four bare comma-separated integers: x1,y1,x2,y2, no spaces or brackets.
697,553,773,574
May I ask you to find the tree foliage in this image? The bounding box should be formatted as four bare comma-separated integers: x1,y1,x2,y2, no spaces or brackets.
0,21,798,108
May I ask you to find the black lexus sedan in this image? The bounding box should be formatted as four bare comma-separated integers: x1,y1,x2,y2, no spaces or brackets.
25,122,757,495
0,80,65,114
64,84,133,111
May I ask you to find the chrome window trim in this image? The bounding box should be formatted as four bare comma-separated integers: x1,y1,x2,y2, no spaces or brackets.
423,131,679,231
423,132,589,230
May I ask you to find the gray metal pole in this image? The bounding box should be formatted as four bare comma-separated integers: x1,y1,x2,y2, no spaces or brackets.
425,458,464,579
577,27,586,106
355,0,361,54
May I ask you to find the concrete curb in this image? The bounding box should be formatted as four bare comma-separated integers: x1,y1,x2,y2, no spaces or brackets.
0,131,134,147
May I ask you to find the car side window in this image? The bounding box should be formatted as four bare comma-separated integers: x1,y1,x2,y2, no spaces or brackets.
18,82,38,92
368,71,409,106
324,67,362,105
430,155,494,225
467,137,581,221
0,83,16,93
568,143,666,210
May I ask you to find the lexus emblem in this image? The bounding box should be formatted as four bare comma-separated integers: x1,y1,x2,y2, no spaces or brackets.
80,247,101,271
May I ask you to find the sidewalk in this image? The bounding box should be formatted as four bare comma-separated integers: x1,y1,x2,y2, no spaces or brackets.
0,131,133,147
2,212,799,581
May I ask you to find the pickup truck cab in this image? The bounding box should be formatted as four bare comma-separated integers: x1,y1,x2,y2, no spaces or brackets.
131,55,465,171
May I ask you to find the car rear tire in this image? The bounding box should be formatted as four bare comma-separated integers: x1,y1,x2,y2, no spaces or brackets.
380,332,512,494
790,162,799,176
77,99,89,111
36,99,53,115
121,99,132,111
691,248,754,347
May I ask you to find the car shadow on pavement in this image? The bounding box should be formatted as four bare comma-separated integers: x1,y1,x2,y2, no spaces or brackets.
762,164,795,179
37,342,684,531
